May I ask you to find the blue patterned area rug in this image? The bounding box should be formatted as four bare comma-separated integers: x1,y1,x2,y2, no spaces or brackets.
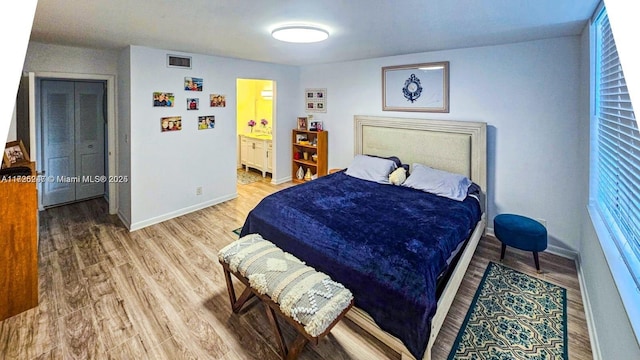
448,261,567,360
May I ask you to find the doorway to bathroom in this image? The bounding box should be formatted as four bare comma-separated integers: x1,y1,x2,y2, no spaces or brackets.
236,78,275,186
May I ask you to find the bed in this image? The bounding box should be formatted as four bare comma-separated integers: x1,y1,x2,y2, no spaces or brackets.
239,115,487,360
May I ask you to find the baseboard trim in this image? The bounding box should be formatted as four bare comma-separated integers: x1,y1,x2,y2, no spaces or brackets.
271,175,292,185
486,227,577,260
575,254,603,360
117,210,131,230
128,193,238,231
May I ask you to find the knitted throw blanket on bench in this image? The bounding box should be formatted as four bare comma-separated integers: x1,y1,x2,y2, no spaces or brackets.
218,234,354,337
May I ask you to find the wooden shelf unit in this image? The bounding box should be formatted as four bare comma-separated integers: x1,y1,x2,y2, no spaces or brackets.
291,129,327,184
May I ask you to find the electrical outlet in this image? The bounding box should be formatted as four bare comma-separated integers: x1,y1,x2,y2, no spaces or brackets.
536,218,547,228
196,186,202,195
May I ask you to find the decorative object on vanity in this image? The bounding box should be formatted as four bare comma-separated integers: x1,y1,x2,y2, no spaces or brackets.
3,140,30,168
297,116,308,130
198,116,216,130
160,116,182,132
209,94,226,107
448,262,567,360
187,98,199,110
382,61,449,113
304,88,327,113
152,92,174,107
184,76,203,91
247,119,256,133
292,128,328,183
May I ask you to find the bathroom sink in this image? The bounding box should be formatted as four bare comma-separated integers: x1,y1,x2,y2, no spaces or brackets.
246,133,272,139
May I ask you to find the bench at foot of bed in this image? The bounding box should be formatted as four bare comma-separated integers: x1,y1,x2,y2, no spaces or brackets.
218,234,354,360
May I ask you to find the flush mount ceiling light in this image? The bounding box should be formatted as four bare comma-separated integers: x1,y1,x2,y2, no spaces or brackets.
271,25,329,43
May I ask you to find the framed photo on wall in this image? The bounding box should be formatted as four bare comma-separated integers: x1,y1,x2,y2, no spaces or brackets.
198,115,216,130
187,98,199,110
184,77,203,91
153,92,174,107
382,61,449,112
161,116,182,132
210,94,226,107
304,88,327,113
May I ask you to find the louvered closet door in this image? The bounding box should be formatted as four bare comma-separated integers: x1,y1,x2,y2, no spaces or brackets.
74,82,105,200
41,80,105,207
42,80,76,206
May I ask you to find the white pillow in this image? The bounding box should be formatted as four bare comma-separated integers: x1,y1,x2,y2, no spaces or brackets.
345,154,397,184
402,163,472,201
389,167,407,185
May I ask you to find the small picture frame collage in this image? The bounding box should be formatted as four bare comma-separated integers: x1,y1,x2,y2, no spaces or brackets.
155,75,223,132
305,88,326,113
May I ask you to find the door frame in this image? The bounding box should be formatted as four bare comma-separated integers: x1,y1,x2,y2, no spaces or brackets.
31,71,117,214
235,78,277,183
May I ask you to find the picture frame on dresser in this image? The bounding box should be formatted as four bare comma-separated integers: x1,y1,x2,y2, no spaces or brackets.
382,61,449,113
3,140,30,168
309,120,323,131
297,116,308,130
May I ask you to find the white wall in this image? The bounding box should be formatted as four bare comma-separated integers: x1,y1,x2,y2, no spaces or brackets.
6,106,17,142
24,42,120,75
299,36,583,251
127,46,299,229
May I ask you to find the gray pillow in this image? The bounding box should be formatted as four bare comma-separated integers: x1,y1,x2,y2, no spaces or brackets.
345,155,398,184
402,163,472,201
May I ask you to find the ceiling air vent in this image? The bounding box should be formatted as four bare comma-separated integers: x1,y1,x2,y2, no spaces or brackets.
167,54,192,69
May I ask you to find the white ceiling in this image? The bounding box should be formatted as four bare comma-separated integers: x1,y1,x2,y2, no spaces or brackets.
29,0,599,66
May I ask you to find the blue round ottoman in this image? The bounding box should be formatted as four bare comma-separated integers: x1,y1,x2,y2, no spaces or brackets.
494,214,547,272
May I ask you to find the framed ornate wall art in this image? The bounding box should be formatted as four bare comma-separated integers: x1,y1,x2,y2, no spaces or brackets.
382,61,449,113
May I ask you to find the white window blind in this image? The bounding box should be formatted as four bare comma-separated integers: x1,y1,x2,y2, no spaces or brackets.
595,7,640,288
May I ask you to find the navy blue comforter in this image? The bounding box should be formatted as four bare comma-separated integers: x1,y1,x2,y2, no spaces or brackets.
240,171,482,359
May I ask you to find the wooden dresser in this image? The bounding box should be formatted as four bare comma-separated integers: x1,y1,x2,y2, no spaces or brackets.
0,162,39,321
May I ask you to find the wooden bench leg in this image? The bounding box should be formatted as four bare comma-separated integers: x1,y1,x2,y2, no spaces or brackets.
264,302,309,360
500,243,506,260
264,302,288,358
286,333,309,360
223,267,255,313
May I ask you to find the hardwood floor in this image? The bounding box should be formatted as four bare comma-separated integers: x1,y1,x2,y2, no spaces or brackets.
0,180,592,359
